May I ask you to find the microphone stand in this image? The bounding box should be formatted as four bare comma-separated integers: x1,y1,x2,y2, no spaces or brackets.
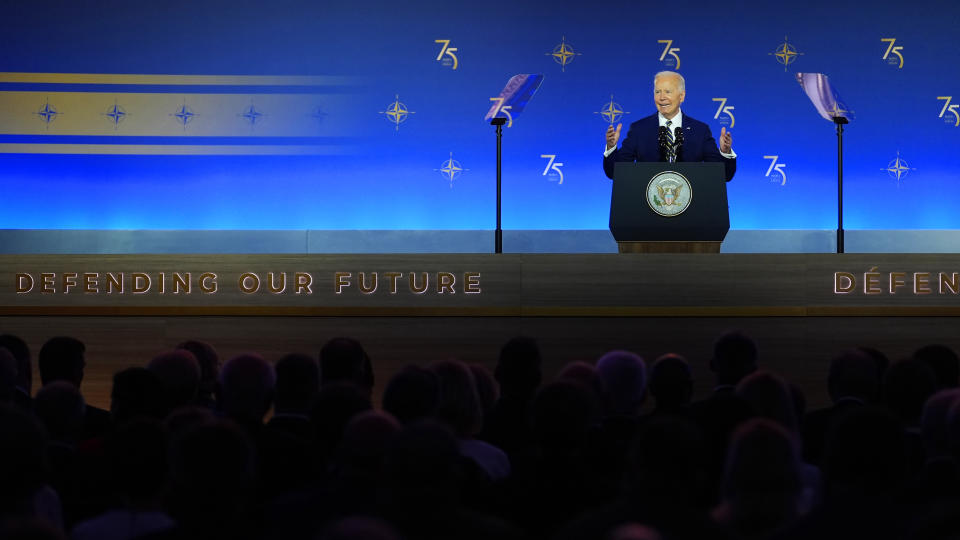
834,116,848,253
491,117,506,254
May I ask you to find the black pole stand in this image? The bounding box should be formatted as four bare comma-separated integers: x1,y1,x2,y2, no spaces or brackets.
834,116,848,254
491,117,506,254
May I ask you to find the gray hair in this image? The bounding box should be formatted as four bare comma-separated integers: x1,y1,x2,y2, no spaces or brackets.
654,71,685,93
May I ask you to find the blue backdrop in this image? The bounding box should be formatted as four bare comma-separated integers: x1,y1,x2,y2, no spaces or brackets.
1,0,958,231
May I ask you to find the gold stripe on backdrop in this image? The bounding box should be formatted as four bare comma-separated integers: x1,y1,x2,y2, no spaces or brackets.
0,92,349,137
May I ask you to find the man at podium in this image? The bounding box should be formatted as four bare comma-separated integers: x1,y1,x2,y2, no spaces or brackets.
603,71,736,181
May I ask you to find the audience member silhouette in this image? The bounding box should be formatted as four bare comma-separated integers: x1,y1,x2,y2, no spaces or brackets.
144,420,259,540
381,365,440,425
506,379,602,540
913,344,960,390
710,330,759,393
269,353,320,442
557,416,725,540
37,336,111,440
70,419,174,540
319,337,374,397
0,346,18,406
802,349,880,467
0,404,61,531
736,371,799,434
712,418,805,540
33,382,91,530
326,411,401,519
175,340,221,409
647,353,693,416
556,361,599,392
147,350,201,417
914,389,960,502
482,336,542,461
377,420,520,540
883,358,938,475
470,363,499,423
591,350,648,495
217,353,275,429
595,350,647,418
110,367,166,424
781,406,910,540
0,334,32,410
430,359,510,482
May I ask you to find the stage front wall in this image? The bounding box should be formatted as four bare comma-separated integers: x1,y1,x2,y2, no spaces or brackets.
1,0,959,232
3,253,960,409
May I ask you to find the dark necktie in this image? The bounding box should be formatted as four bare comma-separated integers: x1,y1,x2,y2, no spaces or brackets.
665,120,676,163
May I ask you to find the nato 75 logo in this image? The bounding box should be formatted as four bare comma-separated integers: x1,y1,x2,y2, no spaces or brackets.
658,40,680,69
712,98,735,127
435,39,459,70
764,155,787,186
938,96,960,126
540,154,564,185
880,38,904,68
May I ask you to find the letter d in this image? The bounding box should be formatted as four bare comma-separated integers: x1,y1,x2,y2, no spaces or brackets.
16,273,35,293
835,272,855,294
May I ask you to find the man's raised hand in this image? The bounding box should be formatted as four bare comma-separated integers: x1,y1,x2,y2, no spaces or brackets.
720,126,733,154
606,123,622,151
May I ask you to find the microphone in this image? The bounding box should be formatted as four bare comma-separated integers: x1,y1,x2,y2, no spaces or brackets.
658,126,671,161
673,126,684,161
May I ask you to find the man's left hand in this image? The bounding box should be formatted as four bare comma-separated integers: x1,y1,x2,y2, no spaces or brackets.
720,126,733,154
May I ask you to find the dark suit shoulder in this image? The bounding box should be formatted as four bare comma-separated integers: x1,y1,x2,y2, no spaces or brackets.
627,114,658,130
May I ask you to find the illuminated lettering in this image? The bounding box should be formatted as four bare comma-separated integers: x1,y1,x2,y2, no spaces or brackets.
334,272,352,294
132,273,151,294
864,267,881,295
384,272,401,294
173,273,191,294
409,272,428,294
940,273,960,294
41,273,55,294
239,273,260,294
62,272,78,294
199,273,217,294
914,272,932,294
889,272,906,294
437,272,455,294
358,272,378,294
83,273,99,293
267,272,286,294
16,273,34,293
834,272,855,294
295,273,313,294
464,272,481,294
107,273,123,294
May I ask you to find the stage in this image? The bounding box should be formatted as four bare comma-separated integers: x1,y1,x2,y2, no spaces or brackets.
3,253,959,410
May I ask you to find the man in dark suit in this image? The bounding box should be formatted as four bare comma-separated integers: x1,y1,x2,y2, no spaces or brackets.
603,71,736,181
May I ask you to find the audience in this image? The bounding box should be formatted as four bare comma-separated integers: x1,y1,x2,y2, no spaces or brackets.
147,350,201,416
0,334,32,410
175,340,221,409
430,359,510,482
38,336,112,440
319,337,374,397
1,330,960,540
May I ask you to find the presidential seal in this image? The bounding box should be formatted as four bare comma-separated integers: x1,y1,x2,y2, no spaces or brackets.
646,170,692,217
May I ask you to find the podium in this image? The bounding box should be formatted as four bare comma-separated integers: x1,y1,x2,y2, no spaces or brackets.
610,162,730,253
